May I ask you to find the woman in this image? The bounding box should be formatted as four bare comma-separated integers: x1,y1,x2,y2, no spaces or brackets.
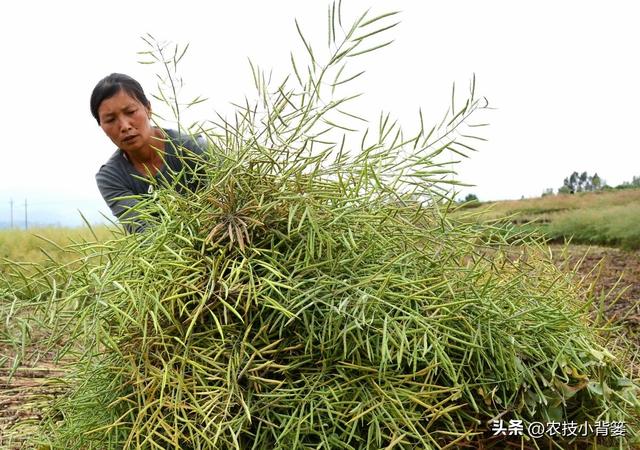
91,73,206,232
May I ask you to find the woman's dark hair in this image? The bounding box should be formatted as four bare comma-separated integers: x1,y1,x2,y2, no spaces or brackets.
90,73,150,124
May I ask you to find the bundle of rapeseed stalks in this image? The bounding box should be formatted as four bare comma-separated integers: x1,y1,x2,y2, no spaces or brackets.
2,5,638,449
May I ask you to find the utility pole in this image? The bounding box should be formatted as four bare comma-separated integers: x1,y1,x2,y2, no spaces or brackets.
24,198,28,230
9,198,13,228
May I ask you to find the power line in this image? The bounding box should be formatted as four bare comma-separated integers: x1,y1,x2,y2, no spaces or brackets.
1,198,101,207
2,197,109,228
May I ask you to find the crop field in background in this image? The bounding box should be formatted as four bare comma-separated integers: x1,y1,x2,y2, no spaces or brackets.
2,189,637,271
0,226,115,271
458,188,640,250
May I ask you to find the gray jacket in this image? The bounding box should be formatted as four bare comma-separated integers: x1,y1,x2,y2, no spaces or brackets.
96,128,206,232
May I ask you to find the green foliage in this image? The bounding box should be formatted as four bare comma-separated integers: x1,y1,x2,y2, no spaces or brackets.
1,5,638,449
545,203,640,250
463,193,479,203
561,171,604,194
558,185,571,195
616,175,640,190
0,226,113,270
454,189,640,250
455,193,480,210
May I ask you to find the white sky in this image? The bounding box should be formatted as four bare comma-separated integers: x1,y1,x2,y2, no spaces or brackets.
1,1,639,226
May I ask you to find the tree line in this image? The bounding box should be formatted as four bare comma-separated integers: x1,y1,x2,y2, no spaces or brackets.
542,172,640,196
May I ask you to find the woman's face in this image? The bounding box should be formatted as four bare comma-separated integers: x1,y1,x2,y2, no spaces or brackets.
97,89,154,152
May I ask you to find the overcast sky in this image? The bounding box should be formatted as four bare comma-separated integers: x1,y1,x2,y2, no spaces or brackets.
1,1,639,226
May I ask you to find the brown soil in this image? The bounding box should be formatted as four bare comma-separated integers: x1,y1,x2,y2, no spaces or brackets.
0,362,65,449
548,244,640,335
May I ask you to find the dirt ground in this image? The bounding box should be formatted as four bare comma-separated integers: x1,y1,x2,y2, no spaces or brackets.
549,244,640,334
1,244,639,448
0,364,64,448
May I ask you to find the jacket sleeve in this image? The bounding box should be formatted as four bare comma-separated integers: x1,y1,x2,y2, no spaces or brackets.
96,167,146,233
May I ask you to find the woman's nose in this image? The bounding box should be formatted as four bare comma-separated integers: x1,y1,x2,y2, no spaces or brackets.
119,118,132,132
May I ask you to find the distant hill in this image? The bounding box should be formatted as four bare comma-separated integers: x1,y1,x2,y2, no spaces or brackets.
455,188,640,250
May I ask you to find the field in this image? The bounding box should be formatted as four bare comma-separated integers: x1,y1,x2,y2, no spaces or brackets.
457,189,640,360
0,226,115,446
458,188,640,250
458,188,640,334
0,226,115,270
1,190,639,447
